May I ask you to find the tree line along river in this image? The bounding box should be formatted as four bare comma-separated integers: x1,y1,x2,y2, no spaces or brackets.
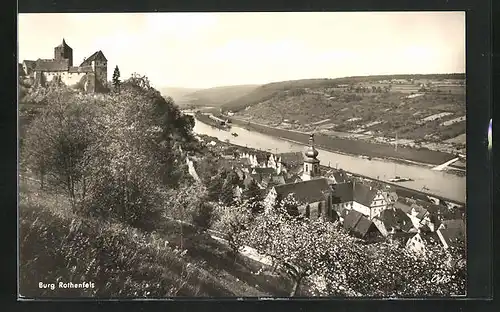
191,117,466,204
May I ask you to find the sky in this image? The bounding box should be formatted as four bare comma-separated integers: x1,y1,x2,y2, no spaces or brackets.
18,12,465,89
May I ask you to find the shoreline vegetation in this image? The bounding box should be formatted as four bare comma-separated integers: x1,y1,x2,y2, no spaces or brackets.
195,133,465,207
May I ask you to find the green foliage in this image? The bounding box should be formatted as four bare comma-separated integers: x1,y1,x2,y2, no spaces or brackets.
21,87,101,205
191,201,215,231
243,200,465,297
112,66,121,93
212,203,253,259
21,75,197,230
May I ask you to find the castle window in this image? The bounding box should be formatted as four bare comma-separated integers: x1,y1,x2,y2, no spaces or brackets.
305,164,308,172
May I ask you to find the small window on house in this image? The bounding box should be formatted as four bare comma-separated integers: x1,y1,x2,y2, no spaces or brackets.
305,164,308,172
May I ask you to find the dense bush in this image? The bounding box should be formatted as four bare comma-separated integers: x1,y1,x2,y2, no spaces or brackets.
19,192,199,298
21,75,197,230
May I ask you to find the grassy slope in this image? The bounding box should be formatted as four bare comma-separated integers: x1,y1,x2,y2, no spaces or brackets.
185,84,260,108
19,178,299,298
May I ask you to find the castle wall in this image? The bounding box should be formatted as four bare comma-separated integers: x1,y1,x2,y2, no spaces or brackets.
35,71,96,92
92,59,108,92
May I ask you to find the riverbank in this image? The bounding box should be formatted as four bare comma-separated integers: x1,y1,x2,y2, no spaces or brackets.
197,133,465,207
227,117,458,167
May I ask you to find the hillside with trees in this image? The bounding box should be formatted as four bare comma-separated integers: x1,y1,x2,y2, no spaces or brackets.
215,74,466,152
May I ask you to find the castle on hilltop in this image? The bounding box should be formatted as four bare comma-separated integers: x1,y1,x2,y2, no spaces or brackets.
19,39,108,93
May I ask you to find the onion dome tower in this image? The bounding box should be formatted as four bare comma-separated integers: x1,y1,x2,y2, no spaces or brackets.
302,133,320,181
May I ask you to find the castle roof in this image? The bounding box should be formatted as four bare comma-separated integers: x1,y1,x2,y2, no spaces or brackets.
34,59,69,72
55,39,72,49
273,178,331,205
80,50,107,66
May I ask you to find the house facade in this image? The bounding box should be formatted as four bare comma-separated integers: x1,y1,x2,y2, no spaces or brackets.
331,181,388,221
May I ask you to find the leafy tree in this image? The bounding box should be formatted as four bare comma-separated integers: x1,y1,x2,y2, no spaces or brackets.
244,179,264,214
245,203,357,296
22,87,102,207
214,202,253,262
112,65,121,93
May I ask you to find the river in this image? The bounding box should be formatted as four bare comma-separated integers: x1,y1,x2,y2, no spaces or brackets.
192,119,466,203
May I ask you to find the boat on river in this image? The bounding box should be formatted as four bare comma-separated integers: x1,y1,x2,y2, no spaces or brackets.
231,132,238,137
388,176,414,183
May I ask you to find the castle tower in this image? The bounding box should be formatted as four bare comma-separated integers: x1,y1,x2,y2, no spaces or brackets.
302,134,320,181
54,39,73,66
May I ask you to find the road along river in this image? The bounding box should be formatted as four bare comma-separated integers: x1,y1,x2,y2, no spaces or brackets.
192,119,466,203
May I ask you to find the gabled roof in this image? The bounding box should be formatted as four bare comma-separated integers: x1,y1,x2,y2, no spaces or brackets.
395,188,432,203
353,182,379,207
343,210,377,238
438,227,465,248
394,200,413,215
411,204,429,219
80,50,107,66
277,152,304,166
262,174,286,188
273,178,331,204
330,181,380,207
34,59,69,72
378,208,414,233
22,60,37,74
440,219,465,231
331,182,354,203
330,171,348,184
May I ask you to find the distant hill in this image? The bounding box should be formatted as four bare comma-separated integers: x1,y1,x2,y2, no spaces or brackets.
220,74,465,112
185,84,260,108
158,87,202,106
223,73,466,147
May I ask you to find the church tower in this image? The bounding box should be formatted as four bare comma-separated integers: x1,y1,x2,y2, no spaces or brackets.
54,39,73,66
302,134,320,181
